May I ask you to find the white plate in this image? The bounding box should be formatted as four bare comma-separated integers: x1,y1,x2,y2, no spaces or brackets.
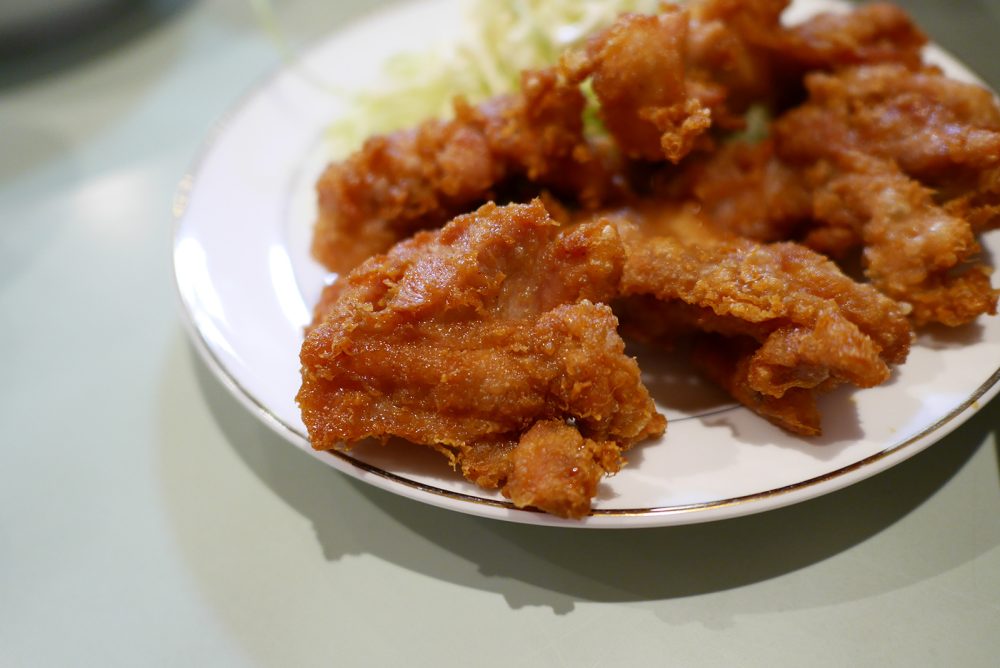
173,0,1000,528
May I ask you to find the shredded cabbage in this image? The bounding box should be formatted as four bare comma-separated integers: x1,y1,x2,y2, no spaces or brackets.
327,0,666,156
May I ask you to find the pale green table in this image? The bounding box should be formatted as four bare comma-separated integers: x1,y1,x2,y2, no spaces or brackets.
2,1,999,665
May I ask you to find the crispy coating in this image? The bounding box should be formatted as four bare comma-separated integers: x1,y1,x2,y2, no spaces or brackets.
683,0,925,115
669,62,1000,326
613,216,911,434
312,109,499,274
298,200,664,518
776,64,1000,186
617,223,912,365
665,138,812,241
675,144,998,330
311,2,936,277
503,420,624,519
312,69,620,273
300,1,1000,515
475,70,623,208
685,0,788,112
944,165,1000,235
561,7,712,162
768,65,1000,325
807,154,998,326
693,335,822,436
766,2,926,71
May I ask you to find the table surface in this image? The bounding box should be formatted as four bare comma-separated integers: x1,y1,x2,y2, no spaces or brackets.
2,1,999,666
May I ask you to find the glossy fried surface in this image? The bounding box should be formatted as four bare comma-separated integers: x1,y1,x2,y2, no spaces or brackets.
776,64,1000,186
666,138,812,241
808,155,997,326
670,61,1000,326
311,0,789,275
503,420,624,520
300,0,1000,516
312,69,620,274
612,213,911,435
310,1,946,277
765,2,926,71
682,0,926,118
299,200,664,518
772,65,1000,324
694,335,822,436
561,7,712,162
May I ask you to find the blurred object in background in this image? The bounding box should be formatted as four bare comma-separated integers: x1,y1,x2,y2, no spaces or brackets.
0,0,137,53
0,0,190,89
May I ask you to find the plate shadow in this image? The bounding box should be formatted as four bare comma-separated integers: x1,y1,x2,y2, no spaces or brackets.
185,338,1000,613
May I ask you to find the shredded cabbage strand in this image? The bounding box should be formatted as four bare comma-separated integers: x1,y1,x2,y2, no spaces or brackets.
327,0,664,156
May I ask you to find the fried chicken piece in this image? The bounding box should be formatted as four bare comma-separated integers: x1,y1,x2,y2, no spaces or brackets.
611,216,911,434
312,2,937,276
682,0,926,116
312,68,621,274
665,62,1000,326
561,7,713,162
618,221,911,364
944,165,1000,234
298,200,664,518
663,138,812,241
807,154,998,326
768,2,926,72
312,109,499,274
681,151,998,328
776,64,1000,187
636,3,933,237
765,64,1000,325
314,3,716,275
561,0,927,155
561,0,787,150
503,420,625,520
684,0,788,112
693,335,821,436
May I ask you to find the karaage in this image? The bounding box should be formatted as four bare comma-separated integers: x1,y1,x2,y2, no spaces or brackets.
611,212,912,435
299,0,999,517
298,200,664,518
